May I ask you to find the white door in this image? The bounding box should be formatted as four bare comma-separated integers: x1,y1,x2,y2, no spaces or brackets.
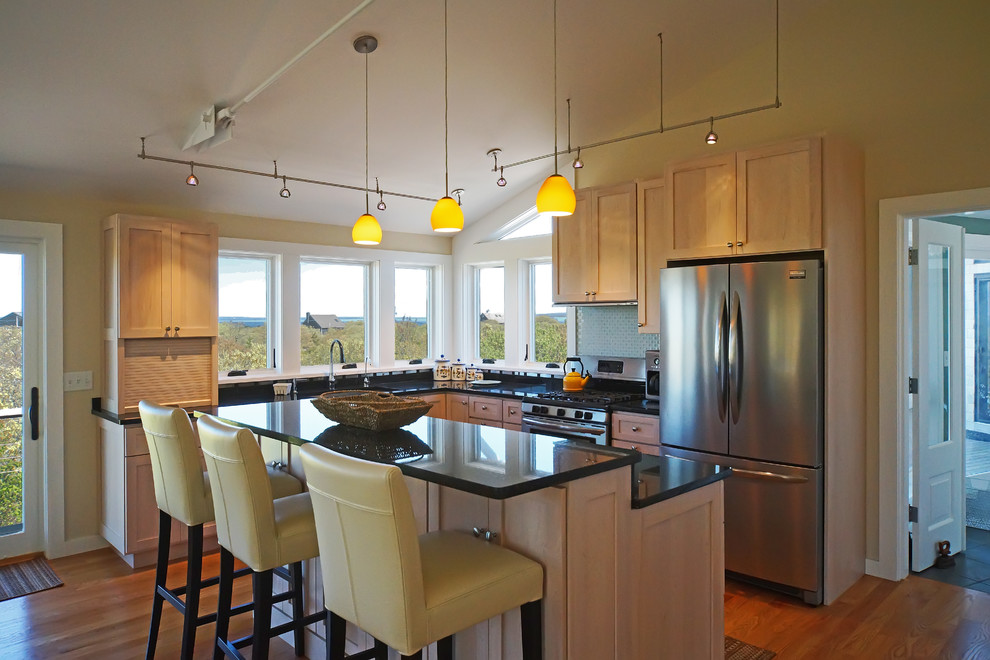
911,218,966,571
0,242,43,557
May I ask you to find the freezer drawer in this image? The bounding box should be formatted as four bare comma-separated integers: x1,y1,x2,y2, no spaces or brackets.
663,447,823,603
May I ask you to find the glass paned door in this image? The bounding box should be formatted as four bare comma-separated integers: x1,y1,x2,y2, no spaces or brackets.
0,244,42,556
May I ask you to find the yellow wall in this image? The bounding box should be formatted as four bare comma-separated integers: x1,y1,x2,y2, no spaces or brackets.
0,190,449,546
559,0,990,561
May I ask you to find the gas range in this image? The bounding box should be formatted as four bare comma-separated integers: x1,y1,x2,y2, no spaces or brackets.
520,389,645,444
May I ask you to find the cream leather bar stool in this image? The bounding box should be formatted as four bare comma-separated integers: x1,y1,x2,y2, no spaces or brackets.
198,414,326,660
299,443,545,660
138,401,304,660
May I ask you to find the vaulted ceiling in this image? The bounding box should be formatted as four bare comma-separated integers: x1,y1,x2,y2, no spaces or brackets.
0,0,787,234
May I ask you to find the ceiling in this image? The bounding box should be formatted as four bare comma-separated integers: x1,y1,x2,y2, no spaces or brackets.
0,0,786,236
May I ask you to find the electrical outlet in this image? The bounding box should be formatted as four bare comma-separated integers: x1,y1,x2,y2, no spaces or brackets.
64,370,93,392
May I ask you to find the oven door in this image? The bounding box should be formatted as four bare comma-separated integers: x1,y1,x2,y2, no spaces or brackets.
520,415,608,445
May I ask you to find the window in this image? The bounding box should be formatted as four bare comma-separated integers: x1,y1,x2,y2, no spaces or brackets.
475,265,505,361
218,255,274,372
488,206,552,241
300,260,368,367
395,266,432,361
530,262,568,363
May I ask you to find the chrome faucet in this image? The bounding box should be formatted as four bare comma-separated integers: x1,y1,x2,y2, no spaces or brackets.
328,339,345,389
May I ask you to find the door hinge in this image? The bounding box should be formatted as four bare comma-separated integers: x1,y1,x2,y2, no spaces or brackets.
908,377,919,394
908,247,918,265
909,505,919,523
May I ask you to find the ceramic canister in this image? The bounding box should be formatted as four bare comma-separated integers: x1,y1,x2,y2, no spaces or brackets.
466,364,478,380
451,359,466,381
433,355,451,381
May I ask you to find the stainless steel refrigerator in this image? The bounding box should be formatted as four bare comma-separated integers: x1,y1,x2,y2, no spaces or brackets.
658,257,824,604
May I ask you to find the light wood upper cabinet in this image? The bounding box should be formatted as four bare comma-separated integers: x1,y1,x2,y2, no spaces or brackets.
664,152,737,260
636,177,665,333
109,214,218,338
552,189,594,303
736,137,822,254
553,182,637,304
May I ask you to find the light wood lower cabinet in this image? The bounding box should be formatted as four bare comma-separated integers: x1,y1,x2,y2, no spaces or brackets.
611,412,660,456
419,392,447,419
447,393,471,422
502,399,522,430
99,419,216,568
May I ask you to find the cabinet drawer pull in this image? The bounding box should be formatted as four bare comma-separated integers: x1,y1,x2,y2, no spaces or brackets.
461,400,468,405
508,409,516,415
481,405,488,410
736,241,743,247
472,527,498,542
726,242,733,248
631,426,640,432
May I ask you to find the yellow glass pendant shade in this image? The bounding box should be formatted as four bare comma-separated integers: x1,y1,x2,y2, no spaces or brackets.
536,174,576,217
352,213,382,245
431,196,464,233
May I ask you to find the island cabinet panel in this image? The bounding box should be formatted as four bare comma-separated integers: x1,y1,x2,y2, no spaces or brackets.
419,392,446,419
735,137,822,255
625,481,724,660
664,152,737,260
447,393,471,422
636,176,665,333
469,395,502,424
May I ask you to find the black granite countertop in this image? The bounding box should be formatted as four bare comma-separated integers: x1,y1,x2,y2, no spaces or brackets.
630,454,731,508
205,399,639,500
610,399,660,416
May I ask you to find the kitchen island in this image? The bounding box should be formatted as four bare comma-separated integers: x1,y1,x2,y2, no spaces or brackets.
208,398,728,660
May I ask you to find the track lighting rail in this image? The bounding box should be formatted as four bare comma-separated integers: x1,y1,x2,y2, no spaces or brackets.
138,138,438,203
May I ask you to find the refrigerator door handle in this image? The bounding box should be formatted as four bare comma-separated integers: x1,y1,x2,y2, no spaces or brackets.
715,291,728,421
728,290,743,423
732,468,810,484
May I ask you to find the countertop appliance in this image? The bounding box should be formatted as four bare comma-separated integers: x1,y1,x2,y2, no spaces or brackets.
658,256,824,604
645,350,660,401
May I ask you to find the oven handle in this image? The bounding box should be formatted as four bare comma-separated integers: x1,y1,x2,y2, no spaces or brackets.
521,416,607,436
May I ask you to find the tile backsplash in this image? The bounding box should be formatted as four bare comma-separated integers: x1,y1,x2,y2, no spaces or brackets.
576,306,659,357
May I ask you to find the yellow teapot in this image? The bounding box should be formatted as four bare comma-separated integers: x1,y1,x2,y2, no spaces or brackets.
562,357,591,391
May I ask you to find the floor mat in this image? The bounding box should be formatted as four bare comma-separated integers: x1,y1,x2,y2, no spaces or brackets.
967,487,990,531
726,635,776,659
0,556,63,602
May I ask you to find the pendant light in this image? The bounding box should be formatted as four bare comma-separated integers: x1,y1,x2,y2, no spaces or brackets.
705,117,718,145
185,162,199,186
352,35,383,246
535,0,576,218
430,0,464,233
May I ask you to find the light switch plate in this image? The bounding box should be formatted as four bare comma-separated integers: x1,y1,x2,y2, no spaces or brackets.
64,370,93,391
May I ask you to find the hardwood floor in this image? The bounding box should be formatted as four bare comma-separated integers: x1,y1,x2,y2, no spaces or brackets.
0,548,300,659
6,548,990,658
725,575,990,659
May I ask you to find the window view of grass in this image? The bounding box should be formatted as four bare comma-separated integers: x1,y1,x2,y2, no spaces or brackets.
532,262,567,364
395,267,430,361
218,256,270,372
218,321,268,372
0,324,23,529
478,266,505,361
300,261,367,367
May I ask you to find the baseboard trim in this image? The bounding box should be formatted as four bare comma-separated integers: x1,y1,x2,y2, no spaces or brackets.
49,534,109,559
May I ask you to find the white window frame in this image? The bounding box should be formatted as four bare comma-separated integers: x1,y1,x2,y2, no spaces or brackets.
393,263,441,365
470,262,506,365
297,256,373,374
522,259,571,367
217,250,279,375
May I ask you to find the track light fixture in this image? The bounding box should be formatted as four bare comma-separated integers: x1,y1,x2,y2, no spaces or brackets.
279,176,291,198
376,178,387,210
451,188,464,206
535,0,576,218
488,148,507,187
430,0,464,233
185,163,199,186
567,99,582,169
572,147,583,169
705,117,718,145
352,35,383,246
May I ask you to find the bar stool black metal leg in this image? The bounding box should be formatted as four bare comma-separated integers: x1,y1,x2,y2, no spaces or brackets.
180,523,204,659
373,639,388,660
252,569,274,660
214,548,235,660
327,611,346,660
289,561,305,655
520,598,543,660
400,650,423,660
436,635,453,660
146,510,172,660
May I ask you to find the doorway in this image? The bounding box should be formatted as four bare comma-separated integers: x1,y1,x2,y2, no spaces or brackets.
0,220,63,559
965,236,990,531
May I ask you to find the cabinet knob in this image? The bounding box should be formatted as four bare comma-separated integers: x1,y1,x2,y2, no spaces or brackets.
590,290,597,296
165,326,171,333
637,323,644,327
461,400,468,405
736,241,743,247
472,527,498,542
726,242,733,248
481,405,488,410
173,326,180,334
584,291,591,296
631,426,640,432
509,409,516,415
631,445,639,450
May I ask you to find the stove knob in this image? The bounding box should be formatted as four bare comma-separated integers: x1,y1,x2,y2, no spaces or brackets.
573,410,582,418
556,409,565,417
584,412,594,420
